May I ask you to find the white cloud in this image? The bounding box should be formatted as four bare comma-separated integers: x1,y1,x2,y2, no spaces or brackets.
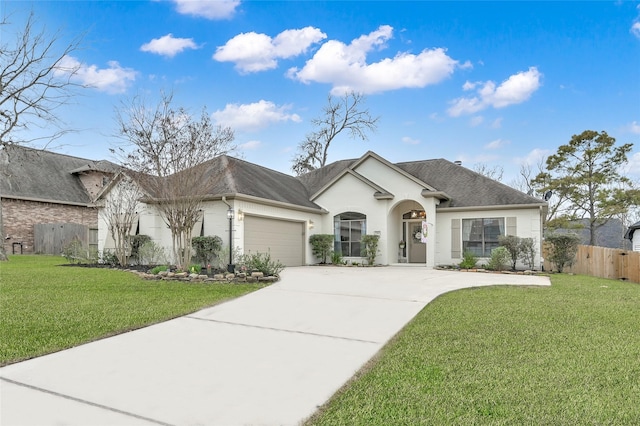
514,148,550,166
626,152,640,176
172,0,240,19
402,136,420,145
626,120,640,134
470,116,484,127
214,27,326,73
239,140,262,150
55,55,136,94
287,25,460,95
631,21,640,39
448,67,542,117
484,139,509,150
140,34,198,58
491,117,503,129
212,100,301,131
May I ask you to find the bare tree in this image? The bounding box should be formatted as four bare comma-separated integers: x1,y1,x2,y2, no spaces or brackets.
100,173,142,266
472,163,504,182
0,11,82,261
113,91,236,270
291,91,379,175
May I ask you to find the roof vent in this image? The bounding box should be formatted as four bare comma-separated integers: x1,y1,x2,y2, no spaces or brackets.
454,160,462,166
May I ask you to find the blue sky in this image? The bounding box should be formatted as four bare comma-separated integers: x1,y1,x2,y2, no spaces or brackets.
5,0,640,183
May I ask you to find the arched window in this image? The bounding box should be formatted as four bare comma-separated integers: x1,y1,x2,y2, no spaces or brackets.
334,212,366,257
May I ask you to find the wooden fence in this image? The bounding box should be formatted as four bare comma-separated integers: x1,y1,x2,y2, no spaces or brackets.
543,244,640,284
34,223,88,255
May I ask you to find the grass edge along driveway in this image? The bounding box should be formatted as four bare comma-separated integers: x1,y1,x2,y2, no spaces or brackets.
306,274,640,425
0,255,264,366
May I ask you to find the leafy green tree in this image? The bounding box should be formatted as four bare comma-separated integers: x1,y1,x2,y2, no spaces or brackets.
309,234,334,264
361,234,380,266
545,233,581,273
498,235,521,270
533,130,640,245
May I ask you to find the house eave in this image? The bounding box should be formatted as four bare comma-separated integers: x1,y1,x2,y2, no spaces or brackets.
142,192,328,215
437,203,547,212
1,194,92,208
421,189,450,200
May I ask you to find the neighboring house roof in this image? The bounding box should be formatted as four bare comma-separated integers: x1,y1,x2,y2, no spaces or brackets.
0,145,119,206
297,151,545,209
554,218,630,249
624,221,640,241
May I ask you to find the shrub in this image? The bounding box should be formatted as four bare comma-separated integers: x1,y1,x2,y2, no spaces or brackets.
361,234,380,266
62,239,98,264
100,249,119,266
519,237,536,269
309,234,334,264
545,233,581,273
137,241,167,266
128,234,151,264
238,250,285,276
191,236,223,266
487,246,510,271
150,265,168,274
331,250,343,265
498,235,521,270
459,251,478,269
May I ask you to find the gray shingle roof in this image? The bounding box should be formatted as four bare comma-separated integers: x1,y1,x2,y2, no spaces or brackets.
296,153,545,209
1,145,119,205
395,159,545,208
203,156,319,209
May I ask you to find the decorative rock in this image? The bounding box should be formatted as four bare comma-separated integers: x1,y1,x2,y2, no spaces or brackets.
175,272,188,278
167,272,175,277
259,276,278,283
213,274,225,280
226,273,235,280
189,273,199,279
251,271,264,278
158,271,169,277
198,275,209,280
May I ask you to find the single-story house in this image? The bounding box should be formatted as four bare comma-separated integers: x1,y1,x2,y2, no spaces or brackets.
625,221,640,252
0,145,118,255
97,151,547,269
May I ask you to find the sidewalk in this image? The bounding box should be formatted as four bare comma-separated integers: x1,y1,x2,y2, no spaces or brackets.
0,267,549,425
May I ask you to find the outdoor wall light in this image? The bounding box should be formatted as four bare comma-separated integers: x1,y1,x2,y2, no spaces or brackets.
308,220,314,229
226,208,234,220
237,209,244,221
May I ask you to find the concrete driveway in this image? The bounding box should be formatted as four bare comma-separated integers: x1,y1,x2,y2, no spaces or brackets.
0,266,549,426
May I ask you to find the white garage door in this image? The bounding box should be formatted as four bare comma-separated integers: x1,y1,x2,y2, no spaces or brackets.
244,216,305,267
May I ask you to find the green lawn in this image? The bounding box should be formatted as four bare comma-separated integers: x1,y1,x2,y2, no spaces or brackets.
307,274,640,425
0,255,263,366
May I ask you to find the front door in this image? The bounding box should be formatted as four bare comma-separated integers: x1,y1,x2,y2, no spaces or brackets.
403,221,426,263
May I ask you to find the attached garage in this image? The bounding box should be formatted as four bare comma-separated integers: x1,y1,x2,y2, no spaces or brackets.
243,216,305,266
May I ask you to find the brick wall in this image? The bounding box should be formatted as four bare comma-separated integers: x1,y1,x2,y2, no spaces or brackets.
2,198,98,255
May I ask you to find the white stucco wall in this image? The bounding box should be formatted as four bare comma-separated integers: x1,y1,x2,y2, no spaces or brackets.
313,156,440,266
435,207,544,269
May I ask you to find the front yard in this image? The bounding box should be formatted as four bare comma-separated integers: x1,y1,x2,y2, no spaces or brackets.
306,274,640,425
0,255,263,366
